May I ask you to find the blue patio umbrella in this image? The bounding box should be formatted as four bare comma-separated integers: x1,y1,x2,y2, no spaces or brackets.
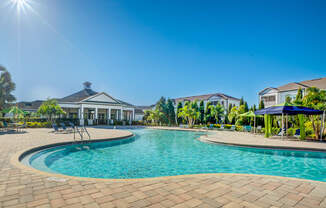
255,102,323,139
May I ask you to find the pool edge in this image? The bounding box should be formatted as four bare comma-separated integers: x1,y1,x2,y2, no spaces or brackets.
10,130,326,184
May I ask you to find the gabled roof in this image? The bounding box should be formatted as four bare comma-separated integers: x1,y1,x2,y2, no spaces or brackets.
17,100,43,111
300,77,326,90
59,88,98,102
277,82,309,92
173,93,240,103
260,77,326,94
116,99,134,107
258,87,279,95
58,88,134,107
134,108,145,115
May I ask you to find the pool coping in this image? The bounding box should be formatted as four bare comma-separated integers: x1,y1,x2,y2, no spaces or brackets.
201,135,326,152
10,128,326,184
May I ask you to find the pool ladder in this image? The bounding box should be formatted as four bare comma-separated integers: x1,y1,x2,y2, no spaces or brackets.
73,126,91,142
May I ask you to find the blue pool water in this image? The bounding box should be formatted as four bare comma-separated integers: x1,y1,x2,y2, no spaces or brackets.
22,129,326,181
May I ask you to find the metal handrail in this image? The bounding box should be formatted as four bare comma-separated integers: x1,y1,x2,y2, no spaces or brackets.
73,125,91,142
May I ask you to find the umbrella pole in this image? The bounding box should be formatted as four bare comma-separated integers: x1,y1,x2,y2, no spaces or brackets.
321,112,325,141
286,114,288,136
281,113,284,139
254,115,256,134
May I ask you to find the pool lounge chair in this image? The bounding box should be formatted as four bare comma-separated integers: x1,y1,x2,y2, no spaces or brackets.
52,123,60,133
294,129,300,138
60,123,73,132
220,124,225,130
68,122,76,129
230,125,236,131
277,128,286,136
244,126,252,132
256,126,262,133
3,121,13,132
17,122,27,132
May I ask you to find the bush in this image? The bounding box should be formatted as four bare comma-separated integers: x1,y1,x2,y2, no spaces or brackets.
235,126,243,131
0,117,78,128
286,128,297,136
272,127,280,135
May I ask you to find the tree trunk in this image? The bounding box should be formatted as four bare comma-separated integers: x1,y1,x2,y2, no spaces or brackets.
310,115,319,139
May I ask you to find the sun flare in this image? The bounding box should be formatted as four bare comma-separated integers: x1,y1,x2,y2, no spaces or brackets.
10,0,30,13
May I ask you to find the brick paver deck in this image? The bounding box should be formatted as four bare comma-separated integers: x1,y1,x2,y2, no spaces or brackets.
1,128,326,208
202,130,326,151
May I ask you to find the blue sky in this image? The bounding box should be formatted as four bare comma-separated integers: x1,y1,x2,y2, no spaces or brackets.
0,0,325,106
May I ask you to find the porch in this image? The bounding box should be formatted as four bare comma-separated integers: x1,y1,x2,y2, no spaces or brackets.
61,106,134,126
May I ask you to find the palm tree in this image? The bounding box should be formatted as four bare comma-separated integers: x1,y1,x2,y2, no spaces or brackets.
147,109,164,125
37,99,66,122
0,66,16,114
302,87,326,139
177,101,199,127
209,104,225,124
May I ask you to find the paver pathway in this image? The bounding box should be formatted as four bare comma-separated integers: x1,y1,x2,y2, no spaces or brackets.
202,130,326,151
1,128,326,208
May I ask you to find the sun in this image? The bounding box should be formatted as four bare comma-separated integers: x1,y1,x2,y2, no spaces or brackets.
10,0,31,13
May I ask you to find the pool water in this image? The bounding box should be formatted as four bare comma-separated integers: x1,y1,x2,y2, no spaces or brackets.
23,129,326,181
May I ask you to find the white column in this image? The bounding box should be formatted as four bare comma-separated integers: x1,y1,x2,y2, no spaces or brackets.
121,108,124,120
80,106,84,126
132,109,135,121
108,108,111,119
107,108,111,125
95,108,98,119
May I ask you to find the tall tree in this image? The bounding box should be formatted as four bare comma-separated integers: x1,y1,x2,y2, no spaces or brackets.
205,101,213,123
155,97,168,124
239,97,244,106
176,102,183,124
294,87,303,105
252,104,257,112
228,106,239,124
37,99,66,122
228,103,232,113
302,87,326,139
166,99,176,125
244,101,249,112
199,100,205,124
285,95,292,103
259,100,265,109
0,66,16,112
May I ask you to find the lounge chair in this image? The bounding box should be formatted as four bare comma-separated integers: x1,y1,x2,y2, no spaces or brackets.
68,122,75,129
52,123,60,133
60,123,68,131
256,126,262,133
244,126,252,132
230,125,236,131
294,129,300,138
17,122,27,132
60,122,73,132
220,124,225,130
3,121,13,131
277,128,286,136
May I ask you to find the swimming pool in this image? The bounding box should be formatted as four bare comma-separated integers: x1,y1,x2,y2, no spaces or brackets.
22,129,326,181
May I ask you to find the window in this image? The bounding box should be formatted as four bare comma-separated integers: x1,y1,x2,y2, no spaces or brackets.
211,101,218,105
262,96,275,102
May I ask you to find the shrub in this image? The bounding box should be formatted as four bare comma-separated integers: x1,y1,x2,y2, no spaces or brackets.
286,128,297,136
272,127,280,135
235,126,243,131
